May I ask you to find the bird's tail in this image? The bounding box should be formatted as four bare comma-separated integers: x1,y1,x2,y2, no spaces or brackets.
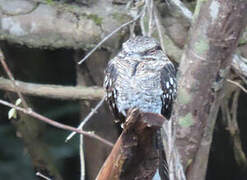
156,129,169,180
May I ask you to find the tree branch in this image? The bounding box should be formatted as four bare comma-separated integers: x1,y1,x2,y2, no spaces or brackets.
232,54,247,79
1,0,247,80
158,0,247,79
96,109,165,180
0,99,113,147
0,48,65,179
171,1,247,180
221,90,247,168
0,77,104,100
0,50,29,108
0,0,131,49
66,97,105,142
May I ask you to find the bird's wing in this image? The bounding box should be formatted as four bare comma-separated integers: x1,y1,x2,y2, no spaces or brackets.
155,129,169,180
160,62,177,119
104,58,125,122
159,62,176,179
159,147,169,180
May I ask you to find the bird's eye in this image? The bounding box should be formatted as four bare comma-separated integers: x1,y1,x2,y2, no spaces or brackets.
142,46,161,56
156,45,162,50
149,48,156,53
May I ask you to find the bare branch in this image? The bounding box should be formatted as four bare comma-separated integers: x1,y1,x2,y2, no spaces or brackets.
36,172,52,180
227,79,247,93
167,0,193,22
96,109,165,180
80,135,86,180
221,90,247,168
0,50,64,179
171,1,247,180
161,0,247,80
0,99,113,147
66,97,105,142
0,51,29,108
230,90,247,168
68,97,105,180
78,14,141,65
147,0,155,37
0,1,133,49
0,77,104,100
232,54,247,78
153,6,166,53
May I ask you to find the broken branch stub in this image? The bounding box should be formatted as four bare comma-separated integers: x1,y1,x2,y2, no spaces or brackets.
96,109,166,180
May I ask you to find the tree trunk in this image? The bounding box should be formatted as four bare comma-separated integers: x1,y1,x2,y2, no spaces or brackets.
172,0,247,179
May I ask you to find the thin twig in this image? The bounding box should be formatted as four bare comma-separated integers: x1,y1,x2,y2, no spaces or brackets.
80,135,85,180
153,6,166,52
230,90,247,167
75,97,105,180
0,51,29,108
78,15,141,65
221,90,247,168
140,1,148,36
36,172,52,180
0,99,113,147
167,0,193,21
147,0,154,37
232,54,247,79
66,97,105,142
227,79,247,93
231,90,240,127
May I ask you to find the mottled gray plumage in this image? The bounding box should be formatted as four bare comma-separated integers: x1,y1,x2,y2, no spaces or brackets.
104,36,176,121
104,36,177,180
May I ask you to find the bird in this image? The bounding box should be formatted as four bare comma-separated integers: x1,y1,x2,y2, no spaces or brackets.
103,36,177,179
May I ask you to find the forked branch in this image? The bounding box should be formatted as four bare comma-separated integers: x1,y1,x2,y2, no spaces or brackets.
0,99,113,147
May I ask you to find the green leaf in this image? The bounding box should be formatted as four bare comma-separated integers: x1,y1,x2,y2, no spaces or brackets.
8,108,17,119
15,98,22,106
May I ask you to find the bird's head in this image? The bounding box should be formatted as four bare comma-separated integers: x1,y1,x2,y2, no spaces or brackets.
122,36,165,61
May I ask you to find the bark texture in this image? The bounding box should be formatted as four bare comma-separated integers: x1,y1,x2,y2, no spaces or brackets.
172,0,247,179
0,77,104,100
0,0,130,49
96,109,165,180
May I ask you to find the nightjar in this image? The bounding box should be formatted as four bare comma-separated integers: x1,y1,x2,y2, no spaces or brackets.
104,36,177,179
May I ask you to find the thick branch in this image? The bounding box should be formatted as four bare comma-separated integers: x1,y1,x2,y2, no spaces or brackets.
96,109,165,180
0,77,104,100
172,0,247,179
158,0,247,78
1,0,247,81
0,0,130,49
